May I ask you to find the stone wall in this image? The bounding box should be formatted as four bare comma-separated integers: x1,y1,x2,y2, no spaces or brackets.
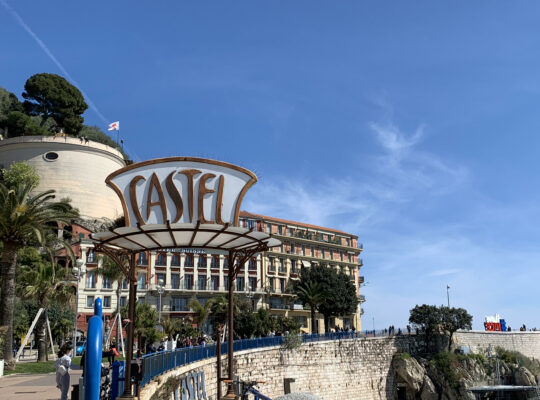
139,332,540,400
453,330,540,359
140,337,399,400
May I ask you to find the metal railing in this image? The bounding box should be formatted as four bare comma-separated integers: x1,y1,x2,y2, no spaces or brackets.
140,331,365,387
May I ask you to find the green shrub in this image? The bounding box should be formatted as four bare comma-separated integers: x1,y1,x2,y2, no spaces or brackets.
431,352,463,390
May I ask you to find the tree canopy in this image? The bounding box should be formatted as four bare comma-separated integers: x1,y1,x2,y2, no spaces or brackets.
1,161,40,189
294,264,357,332
22,73,88,135
409,304,472,351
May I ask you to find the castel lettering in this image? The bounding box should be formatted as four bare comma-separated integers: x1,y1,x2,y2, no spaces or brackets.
128,170,225,226
106,157,257,228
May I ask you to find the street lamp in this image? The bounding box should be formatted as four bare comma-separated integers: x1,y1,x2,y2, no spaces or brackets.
157,279,164,323
73,258,85,343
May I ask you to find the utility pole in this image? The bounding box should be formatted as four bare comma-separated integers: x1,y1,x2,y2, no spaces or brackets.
446,285,450,307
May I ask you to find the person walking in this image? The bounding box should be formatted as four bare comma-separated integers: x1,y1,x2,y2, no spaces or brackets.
54,343,73,400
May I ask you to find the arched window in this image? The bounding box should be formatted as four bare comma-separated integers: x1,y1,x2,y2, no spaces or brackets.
156,253,166,266
171,254,180,266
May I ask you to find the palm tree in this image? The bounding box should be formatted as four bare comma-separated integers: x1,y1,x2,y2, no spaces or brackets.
161,318,180,341
17,260,73,361
96,255,127,345
188,297,215,334
295,281,326,334
0,182,77,365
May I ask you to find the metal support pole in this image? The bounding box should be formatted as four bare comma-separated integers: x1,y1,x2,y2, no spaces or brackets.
216,323,223,400
123,253,137,397
223,251,236,399
446,285,450,308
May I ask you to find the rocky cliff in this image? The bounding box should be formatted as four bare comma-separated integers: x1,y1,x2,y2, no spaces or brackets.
392,350,540,400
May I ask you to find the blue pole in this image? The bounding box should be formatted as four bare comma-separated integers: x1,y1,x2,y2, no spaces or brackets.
85,298,103,400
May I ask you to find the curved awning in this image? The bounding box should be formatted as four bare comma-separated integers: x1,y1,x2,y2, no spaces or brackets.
91,222,281,253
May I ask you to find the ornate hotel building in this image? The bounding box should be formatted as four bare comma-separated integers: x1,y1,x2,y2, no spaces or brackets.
0,135,365,335
71,211,364,334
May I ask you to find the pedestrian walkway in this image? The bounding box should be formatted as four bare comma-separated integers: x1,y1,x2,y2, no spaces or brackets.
0,369,82,400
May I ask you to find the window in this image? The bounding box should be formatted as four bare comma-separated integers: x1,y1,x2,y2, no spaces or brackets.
269,277,275,292
104,296,111,308
291,259,297,274
171,273,180,289
290,243,295,253
278,225,283,235
330,250,334,260
270,298,285,309
248,258,257,270
171,297,188,311
156,273,166,286
185,255,194,268
266,223,271,233
185,274,193,290
137,252,148,265
86,296,94,308
138,297,145,304
198,255,206,268
246,219,256,229
223,257,229,270
288,228,293,236
102,276,111,289
86,271,96,289
137,273,146,289
280,278,286,293
279,258,285,273
119,296,127,307
198,275,206,290
249,277,257,291
211,256,219,268
171,254,180,266
87,249,96,263
294,316,307,328
211,275,219,290
121,279,128,290
224,276,229,289
236,277,245,291
156,253,166,266
302,245,306,256
268,257,275,272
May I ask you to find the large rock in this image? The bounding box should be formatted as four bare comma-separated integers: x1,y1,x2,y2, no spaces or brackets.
420,375,438,400
514,366,537,386
393,356,426,392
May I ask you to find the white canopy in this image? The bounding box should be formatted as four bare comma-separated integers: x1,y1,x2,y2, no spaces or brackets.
91,222,281,253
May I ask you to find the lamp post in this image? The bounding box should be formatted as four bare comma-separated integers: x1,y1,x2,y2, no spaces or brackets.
73,258,85,343
157,279,164,323
446,285,450,308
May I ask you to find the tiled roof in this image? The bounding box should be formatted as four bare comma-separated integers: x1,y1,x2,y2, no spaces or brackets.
239,211,357,238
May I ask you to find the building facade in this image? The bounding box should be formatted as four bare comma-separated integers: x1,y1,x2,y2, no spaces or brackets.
72,211,364,335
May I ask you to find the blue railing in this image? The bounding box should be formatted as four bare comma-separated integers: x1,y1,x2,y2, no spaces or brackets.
140,331,365,386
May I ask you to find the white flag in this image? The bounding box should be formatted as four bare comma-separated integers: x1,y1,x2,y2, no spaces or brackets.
108,121,120,131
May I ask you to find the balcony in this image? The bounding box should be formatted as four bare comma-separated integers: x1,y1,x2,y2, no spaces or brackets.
359,276,364,284
359,294,366,303
358,259,363,266
360,307,364,315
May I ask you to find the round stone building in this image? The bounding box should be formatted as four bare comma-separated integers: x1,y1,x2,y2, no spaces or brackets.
0,136,126,219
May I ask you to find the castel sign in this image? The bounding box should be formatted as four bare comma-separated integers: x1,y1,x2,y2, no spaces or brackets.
106,157,257,228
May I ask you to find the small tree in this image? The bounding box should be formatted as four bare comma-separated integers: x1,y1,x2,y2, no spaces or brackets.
188,297,215,334
295,264,357,332
440,306,472,350
409,304,472,352
22,73,88,135
293,281,326,334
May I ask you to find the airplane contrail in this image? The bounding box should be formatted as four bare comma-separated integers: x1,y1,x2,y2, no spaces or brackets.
1,0,109,125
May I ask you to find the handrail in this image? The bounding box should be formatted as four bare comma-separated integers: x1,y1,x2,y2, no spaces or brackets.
140,331,365,387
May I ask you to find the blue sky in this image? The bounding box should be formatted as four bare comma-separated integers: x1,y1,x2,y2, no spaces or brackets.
2,1,540,330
